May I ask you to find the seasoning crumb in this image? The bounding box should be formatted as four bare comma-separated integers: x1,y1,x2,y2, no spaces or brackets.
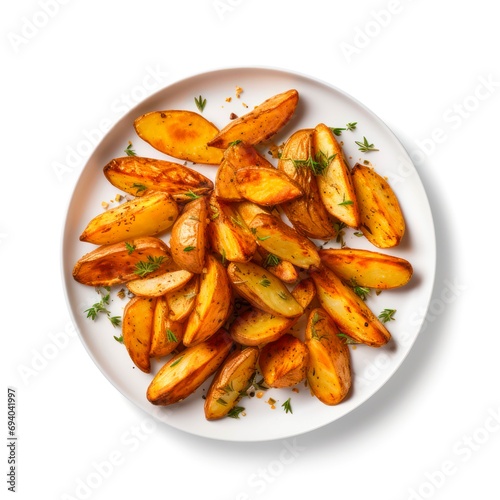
256,391,265,399
242,102,248,108
101,201,109,209
235,86,243,98
115,194,122,202
225,97,232,102
229,112,238,120
292,387,299,393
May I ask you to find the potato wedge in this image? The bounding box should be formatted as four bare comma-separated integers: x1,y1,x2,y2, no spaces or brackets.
170,197,209,274
214,159,243,202
313,123,360,228
258,334,309,388
103,156,213,202
230,278,316,346
351,163,405,248
305,308,351,405
183,253,233,346
248,213,320,270
79,191,178,245
319,247,413,289
204,347,259,420
234,200,271,227
127,269,194,298
72,237,171,287
122,296,156,373
134,110,223,165
310,266,391,347
165,275,199,323
150,296,184,358
147,329,233,406
207,89,299,149
227,261,303,318
235,166,303,206
252,247,299,284
278,128,337,240
207,193,257,263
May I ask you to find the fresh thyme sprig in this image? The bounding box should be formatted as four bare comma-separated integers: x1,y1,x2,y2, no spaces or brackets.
194,95,207,113
124,142,137,156
281,398,293,414
134,255,166,277
355,136,379,152
378,309,397,323
330,122,357,136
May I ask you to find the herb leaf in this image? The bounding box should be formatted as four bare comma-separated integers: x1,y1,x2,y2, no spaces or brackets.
379,308,397,323
282,398,293,414
194,95,207,113
134,255,165,277
355,136,379,152
124,142,136,156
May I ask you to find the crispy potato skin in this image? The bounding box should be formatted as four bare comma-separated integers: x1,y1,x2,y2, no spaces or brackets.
165,275,199,323
126,269,194,298
150,296,184,358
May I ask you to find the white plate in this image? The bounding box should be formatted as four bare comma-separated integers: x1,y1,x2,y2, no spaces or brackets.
61,67,436,442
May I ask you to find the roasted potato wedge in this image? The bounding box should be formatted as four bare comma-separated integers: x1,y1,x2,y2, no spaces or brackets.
319,247,413,289
258,334,309,388
313,123,360,228
183,253,233,346
248,213,321,270
234,200,271,227
311,266,391,347
235,166,303,206
224,140,275,170
170,196,209,274
278,128,337,240
208,89,299,149
214,159,243,202
252,247,299,284
103,156,213,203
122,296,156,373
150,296,184,358
79,191,178,245
305,308,351,405
147,329,233,405
204,347,259,420
351,163,405,248
72,237,171,287
126,269,194,298
165,275,199,323
227,261,303,318
134,110,224,165
230,278,316,346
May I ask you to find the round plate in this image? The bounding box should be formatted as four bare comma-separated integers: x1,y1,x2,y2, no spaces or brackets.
61,67,436,442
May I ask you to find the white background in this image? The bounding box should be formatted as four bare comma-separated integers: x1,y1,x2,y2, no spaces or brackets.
3,1,499,499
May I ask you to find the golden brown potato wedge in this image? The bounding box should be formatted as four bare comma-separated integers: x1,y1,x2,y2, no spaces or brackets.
305,308,351,405
235,166,303,206
258,334,309,388
150,296,184,358
207,193,257,263
204,347,259,420
165,275,199,323
313,123,360,228
134,110,224,165
233,200,271,227
227,261,303,318
230,278,316,346
183,253,233,346
214,159,243,202
310,266,391,347
207,89,299,149
72,237,171,287
252,247,299,284
278,128,337,240
147,329,233,406
79,191,178,245
351,163,405,248
319,247,413,289
122,296,156,373
103,156,213,203
170,197,209,274
126,269,194,298
248,213,321,270
224,140,275,170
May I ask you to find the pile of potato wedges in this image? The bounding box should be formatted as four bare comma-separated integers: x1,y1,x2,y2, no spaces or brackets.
73,88,414,420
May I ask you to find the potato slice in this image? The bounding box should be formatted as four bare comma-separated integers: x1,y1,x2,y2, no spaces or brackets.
165,275,199,323
310,266,391,347
278,128,337,240
207,89,299,149
319,247,413,289
72,237,171,287
126,269,194,298
147,329,233,406
103,156,213,203
305,308,351,405
204,347,259,420
183,253,233,346
134,110,223,165
230,278,315,346
248,213,320,270
235,166,303,206
150,296,184,358
227,261,303,318
79,191,178,245
313,123,360,228
258,334,309,388
351,163,405,248
170,197,209,274
214,160,243,202
122,296,156,373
